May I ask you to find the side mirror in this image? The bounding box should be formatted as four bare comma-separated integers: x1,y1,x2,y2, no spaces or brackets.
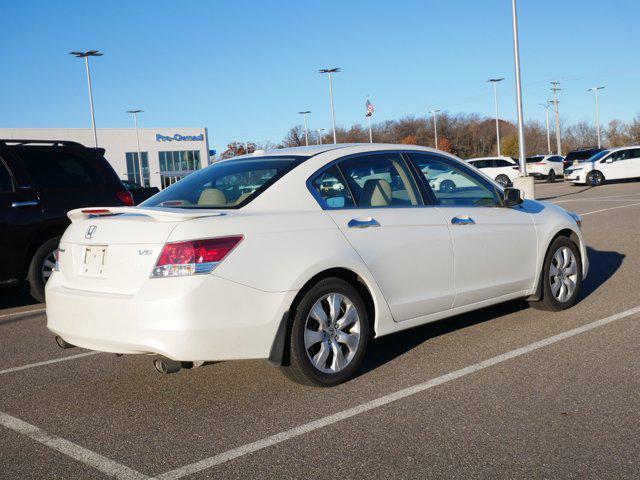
503,187,523,207
605,158,613,163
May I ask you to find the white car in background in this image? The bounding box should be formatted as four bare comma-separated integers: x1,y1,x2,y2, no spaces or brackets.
46,144,587,387
564,146,640,186
466,156,519,187
526,155,565,182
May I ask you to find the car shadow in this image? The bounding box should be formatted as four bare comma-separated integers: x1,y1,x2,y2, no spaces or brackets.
359,245,624,377
0,286,39,310
580,246,624,299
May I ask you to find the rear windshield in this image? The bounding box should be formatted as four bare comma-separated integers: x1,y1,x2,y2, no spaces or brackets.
566,150,601,162
142,156,304,209
525,157,545,163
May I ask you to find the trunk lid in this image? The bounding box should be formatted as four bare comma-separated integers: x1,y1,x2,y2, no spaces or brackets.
57,207,226,294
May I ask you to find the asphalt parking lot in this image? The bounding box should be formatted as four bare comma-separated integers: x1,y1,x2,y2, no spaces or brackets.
1,180,639,479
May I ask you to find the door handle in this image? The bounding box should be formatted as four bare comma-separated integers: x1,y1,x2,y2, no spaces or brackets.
11,200,39,208
348,218,381,229
451,216,475,225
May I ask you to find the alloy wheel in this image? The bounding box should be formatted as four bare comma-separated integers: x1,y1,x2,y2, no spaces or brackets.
41,250,56,285
549,246,578,302
304,293,361,374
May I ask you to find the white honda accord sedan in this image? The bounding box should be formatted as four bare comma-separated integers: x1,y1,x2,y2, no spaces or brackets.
46,144,588,386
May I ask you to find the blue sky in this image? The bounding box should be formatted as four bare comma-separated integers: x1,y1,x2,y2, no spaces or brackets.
2,0,639,153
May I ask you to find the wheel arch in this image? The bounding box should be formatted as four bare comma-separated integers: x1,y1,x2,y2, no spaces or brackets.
268,266,381,366
528,227,583,302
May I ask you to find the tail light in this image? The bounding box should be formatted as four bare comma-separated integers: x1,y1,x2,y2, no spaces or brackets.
151,236,243,278
116,190,135,206
534,162,545,165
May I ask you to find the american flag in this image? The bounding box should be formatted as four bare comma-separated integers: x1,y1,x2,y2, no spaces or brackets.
365,99,375,117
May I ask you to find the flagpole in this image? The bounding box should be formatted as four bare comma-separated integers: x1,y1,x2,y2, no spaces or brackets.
367,115,373,143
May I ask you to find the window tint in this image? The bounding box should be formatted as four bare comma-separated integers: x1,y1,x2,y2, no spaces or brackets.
470,160,489,169
142,157,302,209
337,153,421,208
408,153,500,207
496,159,513,167
0,160,14,192
17,149,104,188
630,149,640,159
310,165,355,209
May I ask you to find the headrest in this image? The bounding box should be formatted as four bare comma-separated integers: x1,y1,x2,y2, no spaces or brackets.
198,188,227,206
362,179,392,207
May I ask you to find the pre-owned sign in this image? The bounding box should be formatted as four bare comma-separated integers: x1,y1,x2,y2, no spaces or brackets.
156,134,204,142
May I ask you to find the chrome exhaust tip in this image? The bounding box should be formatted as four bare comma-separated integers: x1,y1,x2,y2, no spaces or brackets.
55,336,75,349
153,358,181,374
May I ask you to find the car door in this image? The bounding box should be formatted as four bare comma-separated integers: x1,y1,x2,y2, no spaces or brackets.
309,152,455,322
604,148,640,179
0,153,44,282
407,152,538,308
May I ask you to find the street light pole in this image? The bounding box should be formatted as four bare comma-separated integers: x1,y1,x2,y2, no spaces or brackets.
317,129,325,145
511,0,527,176
429,109,440,149
540,102,552,155
487,78,505,156
319,68,340,144
298,111,311,146
551,81,562,155
588,86,605,148
126,110,144,186
70,50,103,148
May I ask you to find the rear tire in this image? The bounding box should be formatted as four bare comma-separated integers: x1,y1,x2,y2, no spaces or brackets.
281,277,369,387
439,179,457,193
529,236,582,311
27,237,60,303
547,170,556,183
495,174,511,187
586,170,605,186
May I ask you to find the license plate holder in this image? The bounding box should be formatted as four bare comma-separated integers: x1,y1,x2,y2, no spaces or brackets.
82,245,108,277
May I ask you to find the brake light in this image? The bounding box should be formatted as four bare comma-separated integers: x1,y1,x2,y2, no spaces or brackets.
81,209,112,215
151,236,244,277
535,162,545,165
116,190,135,206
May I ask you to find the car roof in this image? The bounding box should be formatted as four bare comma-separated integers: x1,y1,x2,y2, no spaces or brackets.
231,143,446,160
466,156,516,162
607,145,640,152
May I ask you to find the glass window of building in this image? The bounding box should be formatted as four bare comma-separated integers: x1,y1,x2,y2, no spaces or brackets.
125,152,149,187
158,150,202,189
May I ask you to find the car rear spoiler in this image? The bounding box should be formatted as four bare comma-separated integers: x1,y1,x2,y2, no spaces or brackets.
67,207,226,223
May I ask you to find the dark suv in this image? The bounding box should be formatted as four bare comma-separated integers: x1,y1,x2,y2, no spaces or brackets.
563,147,604,170
0,140,134,302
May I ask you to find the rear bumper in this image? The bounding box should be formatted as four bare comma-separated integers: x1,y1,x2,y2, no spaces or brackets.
45,274,297,362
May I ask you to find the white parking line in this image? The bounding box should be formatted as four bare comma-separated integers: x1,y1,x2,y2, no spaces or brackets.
553,193,640,204
582,202,640,216
0,411,150,480
156,305,640,480
0,352,99,376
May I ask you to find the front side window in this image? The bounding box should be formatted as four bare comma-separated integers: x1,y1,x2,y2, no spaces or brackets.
337,153,421,208
16,149,104,188
142,156,303,208
408,153,501,207
0,159,14,192
310,165,355,209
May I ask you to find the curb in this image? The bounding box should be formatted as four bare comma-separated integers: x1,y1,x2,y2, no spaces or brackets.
0,307,46,323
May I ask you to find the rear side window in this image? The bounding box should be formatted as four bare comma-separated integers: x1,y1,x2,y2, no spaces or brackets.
17,149,104,188
496,159,513,167
310,165,356,209
0,159,14,192
142,156,303,209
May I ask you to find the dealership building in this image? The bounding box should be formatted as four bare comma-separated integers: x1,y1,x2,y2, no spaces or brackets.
0,127,211,189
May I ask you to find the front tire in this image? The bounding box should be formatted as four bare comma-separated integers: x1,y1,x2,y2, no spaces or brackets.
282,278,369,387
530,236,582,311
586,170,605,186
27,237,60,303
